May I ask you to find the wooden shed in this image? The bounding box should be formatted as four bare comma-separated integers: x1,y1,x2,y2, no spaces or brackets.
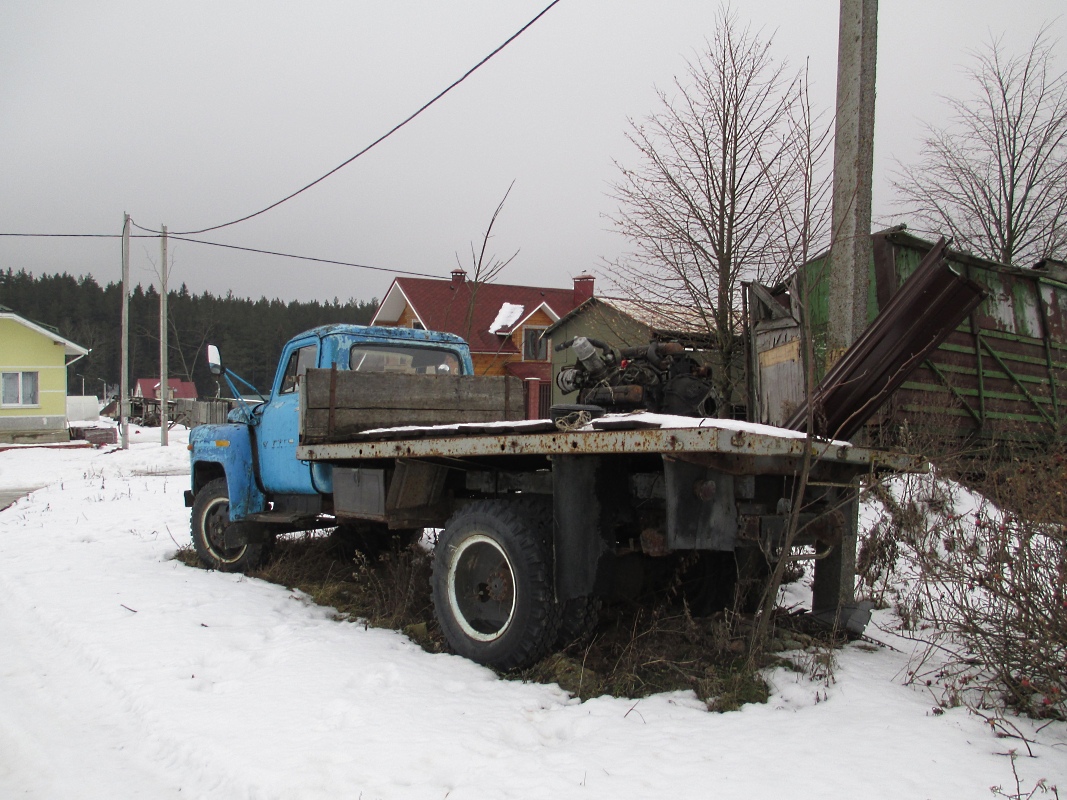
749,228,1067,451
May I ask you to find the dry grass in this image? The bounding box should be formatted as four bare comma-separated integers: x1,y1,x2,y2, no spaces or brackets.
251,531,441,647
176,529,845,709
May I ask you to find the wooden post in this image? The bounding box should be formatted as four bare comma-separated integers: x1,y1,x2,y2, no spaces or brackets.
160,225,169,446
525,378,540,420
120,213,130,450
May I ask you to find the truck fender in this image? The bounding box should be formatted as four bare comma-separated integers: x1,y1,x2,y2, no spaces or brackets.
188,423,267,521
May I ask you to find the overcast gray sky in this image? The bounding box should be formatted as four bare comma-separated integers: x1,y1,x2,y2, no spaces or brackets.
2,1,1064,304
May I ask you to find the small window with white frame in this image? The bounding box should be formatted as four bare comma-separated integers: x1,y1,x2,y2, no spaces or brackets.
522,327,548,361
2,371,39,406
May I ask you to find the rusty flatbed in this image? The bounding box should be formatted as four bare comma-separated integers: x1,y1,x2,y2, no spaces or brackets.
296,414,923,474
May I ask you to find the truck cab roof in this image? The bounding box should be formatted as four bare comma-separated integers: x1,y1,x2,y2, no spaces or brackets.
295,324,469,347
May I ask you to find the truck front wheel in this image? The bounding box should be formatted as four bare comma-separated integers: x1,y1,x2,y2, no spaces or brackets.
191,478,271,572
432,501,559,671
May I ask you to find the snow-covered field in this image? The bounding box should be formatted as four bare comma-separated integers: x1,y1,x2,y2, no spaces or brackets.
1,430,1064,799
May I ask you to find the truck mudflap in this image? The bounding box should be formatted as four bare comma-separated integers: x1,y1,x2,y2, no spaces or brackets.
188,422,267,520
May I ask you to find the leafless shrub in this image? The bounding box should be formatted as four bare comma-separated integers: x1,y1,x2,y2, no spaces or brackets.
991,750,1060,799
860,445,1067,720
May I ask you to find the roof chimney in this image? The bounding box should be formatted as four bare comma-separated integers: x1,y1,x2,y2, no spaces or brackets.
451,269,467,284
573,273,594,304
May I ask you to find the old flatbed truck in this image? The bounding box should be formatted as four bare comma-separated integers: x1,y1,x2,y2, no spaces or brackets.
186,324,919,670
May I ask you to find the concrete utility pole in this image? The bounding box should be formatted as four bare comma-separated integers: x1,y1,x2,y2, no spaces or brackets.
826,0,878,367
160,224,169,446
120,213,130,450
811,0,878,617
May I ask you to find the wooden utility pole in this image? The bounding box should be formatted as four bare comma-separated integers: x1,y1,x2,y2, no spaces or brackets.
120,213,130,450
826,0,878,366
160,224,169,446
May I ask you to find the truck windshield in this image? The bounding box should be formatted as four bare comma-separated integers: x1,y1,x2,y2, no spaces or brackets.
349,344,460,375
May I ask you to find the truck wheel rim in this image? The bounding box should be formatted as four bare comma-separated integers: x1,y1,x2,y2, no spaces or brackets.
204,497,245,564
447,534,516,642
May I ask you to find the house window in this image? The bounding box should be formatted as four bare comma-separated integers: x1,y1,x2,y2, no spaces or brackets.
2,371,39,406
522,327,548,361
411,321,425,330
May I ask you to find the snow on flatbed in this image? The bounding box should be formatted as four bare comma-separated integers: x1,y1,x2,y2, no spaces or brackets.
298,412,921,472
356,411,843,441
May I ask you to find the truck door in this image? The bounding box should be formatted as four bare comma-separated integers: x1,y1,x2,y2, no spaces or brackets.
256,336,318,495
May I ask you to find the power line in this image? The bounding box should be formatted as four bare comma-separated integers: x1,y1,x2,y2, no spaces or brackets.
0,232,131,239
168,235,442,279
135,0,562,238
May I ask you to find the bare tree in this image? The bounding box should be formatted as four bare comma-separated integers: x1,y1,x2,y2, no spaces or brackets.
455,181,519,347
607,9,832,406
895,26,1067,266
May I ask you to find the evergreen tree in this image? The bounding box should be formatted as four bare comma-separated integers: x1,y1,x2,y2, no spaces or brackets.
0,269,378,397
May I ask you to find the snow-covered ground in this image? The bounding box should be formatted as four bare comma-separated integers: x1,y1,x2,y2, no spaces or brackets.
1,430,1064,799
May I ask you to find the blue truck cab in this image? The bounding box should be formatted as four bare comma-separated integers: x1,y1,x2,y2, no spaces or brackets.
185,324,473,570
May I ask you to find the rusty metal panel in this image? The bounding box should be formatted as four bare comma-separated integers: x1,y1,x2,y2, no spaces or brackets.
297,422,923,473
1040,281,1067,340
747,282,804,427
787,238,987,440
663,460,737,550
755,319,804,426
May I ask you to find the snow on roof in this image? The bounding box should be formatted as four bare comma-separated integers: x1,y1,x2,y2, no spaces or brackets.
488,303,525,334
542,296,716,339
601,298,712,333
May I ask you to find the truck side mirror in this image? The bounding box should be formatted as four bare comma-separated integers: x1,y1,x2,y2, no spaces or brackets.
207,344,223,376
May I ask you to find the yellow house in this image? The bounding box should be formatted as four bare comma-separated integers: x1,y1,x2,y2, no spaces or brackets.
0,305,89,444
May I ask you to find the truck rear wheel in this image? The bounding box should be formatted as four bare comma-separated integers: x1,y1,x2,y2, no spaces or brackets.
432,500,559,671
191,478,271,573
555,595,602,650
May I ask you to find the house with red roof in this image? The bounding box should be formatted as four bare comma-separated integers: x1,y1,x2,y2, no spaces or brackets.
133,378,198,401
371,271,595,416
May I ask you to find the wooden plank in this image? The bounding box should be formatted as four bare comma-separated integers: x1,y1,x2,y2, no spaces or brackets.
300,368,524,444
303,369,521,413
305,410,518,442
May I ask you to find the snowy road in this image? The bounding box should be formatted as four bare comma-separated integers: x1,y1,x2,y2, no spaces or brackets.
1,432,1064,799
0,486,41,510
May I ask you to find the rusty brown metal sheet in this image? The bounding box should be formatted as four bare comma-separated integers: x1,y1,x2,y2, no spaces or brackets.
787,237,988,440
297,425,923,473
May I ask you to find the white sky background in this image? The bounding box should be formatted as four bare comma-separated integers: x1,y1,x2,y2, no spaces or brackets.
1,1,1064,305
